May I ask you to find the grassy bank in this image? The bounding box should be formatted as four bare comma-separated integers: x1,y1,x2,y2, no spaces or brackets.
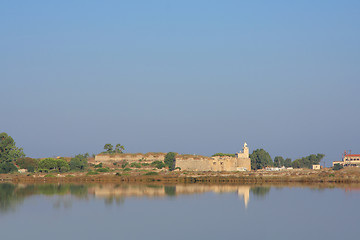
2,167,360,184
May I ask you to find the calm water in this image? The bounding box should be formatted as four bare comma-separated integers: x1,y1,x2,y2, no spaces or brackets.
0,183,359,240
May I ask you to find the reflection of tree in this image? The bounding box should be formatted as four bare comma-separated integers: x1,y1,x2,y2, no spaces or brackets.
164,186,176,197
0,183,23,212
0,183,89,212
250,186,271,198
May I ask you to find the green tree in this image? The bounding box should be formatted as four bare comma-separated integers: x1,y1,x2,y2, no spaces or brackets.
70,154,88,171
104,144,114,153
115,144,125,153
284,158,292,168
164,152,176,171
0,132,25,164
56,158,70,172
292,154,325,169
274,156,285,167
250,149,273,170
38,158,70,172
16,157,39,172
0,162,18,173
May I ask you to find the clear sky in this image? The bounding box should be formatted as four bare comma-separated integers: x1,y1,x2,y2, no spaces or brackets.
1,0,359,166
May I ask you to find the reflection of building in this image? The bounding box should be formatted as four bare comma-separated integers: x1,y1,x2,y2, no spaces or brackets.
89,184,251,208
333,152,360,167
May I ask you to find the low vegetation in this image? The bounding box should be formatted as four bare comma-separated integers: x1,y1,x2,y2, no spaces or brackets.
212,153,235,157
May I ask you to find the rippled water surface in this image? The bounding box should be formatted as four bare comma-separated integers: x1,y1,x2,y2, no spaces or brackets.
0,183,359,240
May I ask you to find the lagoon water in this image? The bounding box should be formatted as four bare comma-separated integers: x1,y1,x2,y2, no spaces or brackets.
0,183,359,240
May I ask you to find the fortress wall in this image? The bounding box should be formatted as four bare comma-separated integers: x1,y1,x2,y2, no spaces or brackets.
211,158,237,171
95,150,251,171
237,158,251,170
175,158,212,171
95,153,166,163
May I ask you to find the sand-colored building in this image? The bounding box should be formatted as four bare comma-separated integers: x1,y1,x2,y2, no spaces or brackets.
333,154,360,167
175,143,251,171
95,143,251,171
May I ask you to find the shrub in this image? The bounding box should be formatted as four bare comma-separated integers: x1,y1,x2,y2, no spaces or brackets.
212,153,235,157
144,171,158,176
123,168,132,171
96,167,110,172
130,162,142,168
115,172,121,176
141,163,150,166
86,170,98,175
113,162,118,166
151,161,165,169
94,163,103,168
333,164,344,171
121,161,129,168
44,174,55,178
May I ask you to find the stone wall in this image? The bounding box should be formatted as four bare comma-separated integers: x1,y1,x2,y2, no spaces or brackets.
95,153,166,163
175,156,251,172
95,143,251,171
175,157,212,171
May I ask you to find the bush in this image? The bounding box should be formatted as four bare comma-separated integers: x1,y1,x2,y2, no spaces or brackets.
44,174,55,178
151,161,165,169
123,168,132,171
333,163,344,171
144,171,158,176
0,162,18,173
94,163,103,168
96,167,110,172
130,162,142,168
113,162,118,166
141,163,150,166
86,170,98,175
121,161,129,168
211,153,235,157
115,172,121,176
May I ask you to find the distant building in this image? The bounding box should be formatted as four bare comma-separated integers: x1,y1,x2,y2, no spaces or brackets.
333,153,360,167
312,164,321,170
176,142,251,171
95,142,252,171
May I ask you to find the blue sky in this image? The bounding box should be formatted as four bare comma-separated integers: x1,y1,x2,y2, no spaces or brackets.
1,0,359,165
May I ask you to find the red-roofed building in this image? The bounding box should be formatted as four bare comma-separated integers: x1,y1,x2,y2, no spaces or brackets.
333,153,360,167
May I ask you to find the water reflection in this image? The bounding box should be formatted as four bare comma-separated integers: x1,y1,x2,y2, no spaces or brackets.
89,184,252,207
2,183,357,213
0,183,259,212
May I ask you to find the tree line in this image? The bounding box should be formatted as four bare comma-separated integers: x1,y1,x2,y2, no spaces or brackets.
249,149,325,170
0,132,88,173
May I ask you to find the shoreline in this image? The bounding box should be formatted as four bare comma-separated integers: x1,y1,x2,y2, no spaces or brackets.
2,168,360,185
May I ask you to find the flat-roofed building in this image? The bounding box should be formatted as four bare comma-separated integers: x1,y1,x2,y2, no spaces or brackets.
333,154,360,167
